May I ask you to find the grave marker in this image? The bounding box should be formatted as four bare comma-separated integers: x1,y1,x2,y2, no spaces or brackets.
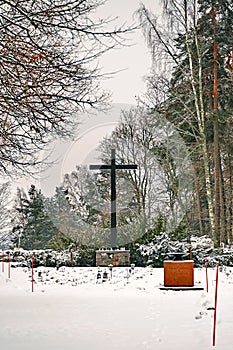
90,149,137,266
90,148,137,249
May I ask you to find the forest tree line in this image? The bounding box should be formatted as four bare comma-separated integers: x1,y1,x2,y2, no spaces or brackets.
0,0,233,250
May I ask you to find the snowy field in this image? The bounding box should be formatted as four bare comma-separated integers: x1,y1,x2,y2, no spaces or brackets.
0,265,233,350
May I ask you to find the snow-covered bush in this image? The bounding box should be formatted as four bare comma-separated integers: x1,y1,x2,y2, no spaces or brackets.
136,232,188,267
2,247,94,267
2,235,233,268
133,234,233,267
190,235,214,249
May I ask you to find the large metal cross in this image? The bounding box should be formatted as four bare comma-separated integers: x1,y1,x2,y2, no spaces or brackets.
90,149,137,249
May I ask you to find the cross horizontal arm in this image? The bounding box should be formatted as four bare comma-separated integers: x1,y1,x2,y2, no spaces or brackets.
89,165,112,170
115,165,137,170
90,164,137,170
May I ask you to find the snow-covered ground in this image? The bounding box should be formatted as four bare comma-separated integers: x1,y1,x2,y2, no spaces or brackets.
0,265,232,350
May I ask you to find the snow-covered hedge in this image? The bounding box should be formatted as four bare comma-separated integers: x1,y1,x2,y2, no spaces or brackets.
2,235,233,268
2,248,94,267
134,234,233,267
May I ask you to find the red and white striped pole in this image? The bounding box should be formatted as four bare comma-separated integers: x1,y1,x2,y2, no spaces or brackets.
32,254,34,293
205,258,209,293
213,264,219,346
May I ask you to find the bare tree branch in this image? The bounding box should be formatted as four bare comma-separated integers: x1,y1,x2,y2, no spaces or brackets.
0,0,132,175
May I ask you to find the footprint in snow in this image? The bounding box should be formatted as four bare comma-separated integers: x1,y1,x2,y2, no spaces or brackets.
195,311,207,320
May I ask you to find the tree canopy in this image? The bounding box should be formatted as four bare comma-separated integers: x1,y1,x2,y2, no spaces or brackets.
0,0,130,174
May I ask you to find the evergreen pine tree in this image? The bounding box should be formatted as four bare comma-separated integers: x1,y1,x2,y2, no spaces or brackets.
18,185,57,249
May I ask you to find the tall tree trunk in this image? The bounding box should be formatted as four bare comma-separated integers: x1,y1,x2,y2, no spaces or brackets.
226,152,233,244
219,164,227,244
193,160,205,236
212,1,223,246
184,0,215,239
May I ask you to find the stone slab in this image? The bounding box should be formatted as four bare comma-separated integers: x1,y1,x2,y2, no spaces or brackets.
96,249,130,267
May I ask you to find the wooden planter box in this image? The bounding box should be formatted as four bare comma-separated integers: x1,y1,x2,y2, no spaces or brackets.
164,260,194,287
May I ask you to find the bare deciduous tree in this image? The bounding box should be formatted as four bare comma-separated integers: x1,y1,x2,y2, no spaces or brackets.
98,107,193,237
0,0,130,174
137,0,233,245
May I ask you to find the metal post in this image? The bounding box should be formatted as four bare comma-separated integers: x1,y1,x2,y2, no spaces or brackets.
213,264,219,346
8,254,10,279
32,254,34,293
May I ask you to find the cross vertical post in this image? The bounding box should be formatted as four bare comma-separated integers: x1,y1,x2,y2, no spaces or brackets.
110,149,117,248
90,148,137,249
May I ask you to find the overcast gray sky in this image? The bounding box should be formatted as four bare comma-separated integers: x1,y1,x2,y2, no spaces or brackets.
96,0,161,104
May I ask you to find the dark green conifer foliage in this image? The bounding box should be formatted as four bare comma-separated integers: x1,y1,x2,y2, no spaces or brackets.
19,185,57,249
